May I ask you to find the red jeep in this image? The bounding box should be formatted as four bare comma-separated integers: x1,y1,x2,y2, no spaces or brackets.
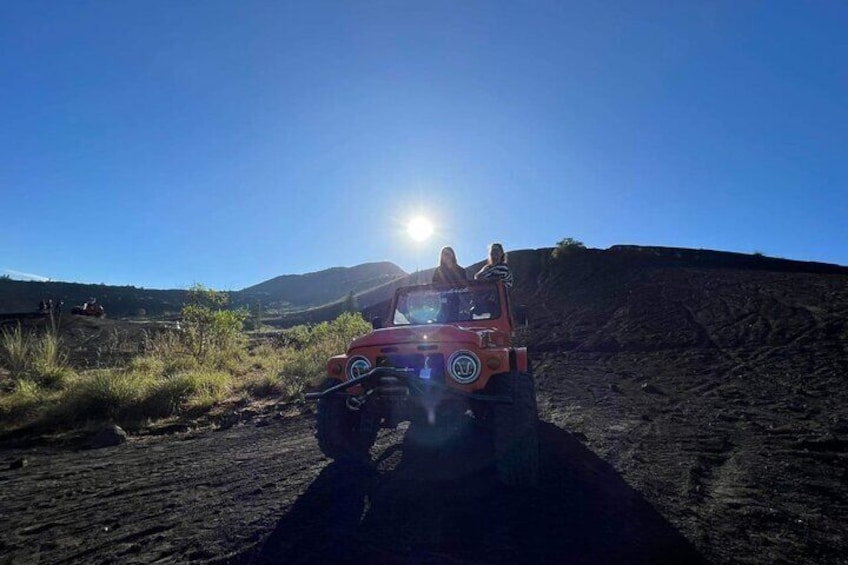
305,279,539,486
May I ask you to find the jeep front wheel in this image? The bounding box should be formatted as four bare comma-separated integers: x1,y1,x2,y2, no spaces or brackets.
488,371,540,487
315,379,377,462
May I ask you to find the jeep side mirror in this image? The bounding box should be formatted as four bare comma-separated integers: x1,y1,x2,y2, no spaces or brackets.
371,316,383,330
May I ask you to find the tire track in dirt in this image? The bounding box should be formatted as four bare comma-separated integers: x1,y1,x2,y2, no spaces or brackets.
0,417,324,564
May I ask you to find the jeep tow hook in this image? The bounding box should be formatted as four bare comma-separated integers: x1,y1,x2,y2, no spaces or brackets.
304,367,401,401
304,372,371,401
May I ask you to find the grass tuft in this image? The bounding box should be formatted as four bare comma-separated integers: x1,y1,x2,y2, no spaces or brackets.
61,370,154,422
1,325,32,378
0,379,45,421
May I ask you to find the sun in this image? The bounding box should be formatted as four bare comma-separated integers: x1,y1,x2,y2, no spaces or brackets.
407,216,434,242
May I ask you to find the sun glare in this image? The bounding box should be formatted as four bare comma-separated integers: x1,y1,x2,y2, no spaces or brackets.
407,216,434,242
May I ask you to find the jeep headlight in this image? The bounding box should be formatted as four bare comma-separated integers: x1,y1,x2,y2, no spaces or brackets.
447,350,481,384
346,355,372,380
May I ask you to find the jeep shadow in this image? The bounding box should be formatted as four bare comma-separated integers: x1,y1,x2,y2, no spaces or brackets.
250,421,704,564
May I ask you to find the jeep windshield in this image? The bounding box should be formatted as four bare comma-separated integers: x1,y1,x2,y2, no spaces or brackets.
392,284,502,326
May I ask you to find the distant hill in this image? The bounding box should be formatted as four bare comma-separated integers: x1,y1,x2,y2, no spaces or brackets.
262,269,434,327
4,247,845,323
0,261,408,319
0,279,188,318
235,261,406,312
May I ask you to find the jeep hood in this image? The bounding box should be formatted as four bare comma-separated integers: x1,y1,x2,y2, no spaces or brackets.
349,324,490,350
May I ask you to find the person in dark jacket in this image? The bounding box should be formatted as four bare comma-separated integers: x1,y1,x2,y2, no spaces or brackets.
474,242,513,289
432,246,468,285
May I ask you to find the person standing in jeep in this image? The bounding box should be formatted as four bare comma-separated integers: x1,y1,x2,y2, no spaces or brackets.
432,246,468,285
474,242,513,289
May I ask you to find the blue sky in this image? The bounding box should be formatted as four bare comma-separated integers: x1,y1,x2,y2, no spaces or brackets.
2,1,846,289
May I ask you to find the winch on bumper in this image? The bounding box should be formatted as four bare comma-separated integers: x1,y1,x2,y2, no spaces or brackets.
304,366,515,407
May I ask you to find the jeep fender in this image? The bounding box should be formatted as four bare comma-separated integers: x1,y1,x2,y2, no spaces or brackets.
510,347,529,373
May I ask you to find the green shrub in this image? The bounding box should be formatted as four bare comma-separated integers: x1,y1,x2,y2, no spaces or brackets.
143,369,233,416
178,370,232,410
277,324,312,349
181,284,249,363
552,237,586,259
142,374,196,417
278,312,371,396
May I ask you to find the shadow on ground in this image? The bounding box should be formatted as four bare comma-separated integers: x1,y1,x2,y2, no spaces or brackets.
245,422,704,564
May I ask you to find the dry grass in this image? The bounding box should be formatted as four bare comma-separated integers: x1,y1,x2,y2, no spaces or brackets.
0,312,371,432
1,324,73,388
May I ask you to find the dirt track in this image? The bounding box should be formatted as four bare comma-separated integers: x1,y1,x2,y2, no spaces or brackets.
2,252,848,564
0,413,703,565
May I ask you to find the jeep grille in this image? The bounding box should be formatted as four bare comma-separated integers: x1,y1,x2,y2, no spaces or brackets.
377,354,445,379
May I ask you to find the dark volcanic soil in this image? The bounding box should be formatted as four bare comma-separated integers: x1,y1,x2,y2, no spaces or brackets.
2,248,847,564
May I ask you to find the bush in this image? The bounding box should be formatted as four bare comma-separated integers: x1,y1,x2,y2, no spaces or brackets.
181,284,249,363
278,312,371,396
56,366,235,424
143,370,233,416
552,237,586,259
180,370,232,410
62,370,154,422
1,325,71,387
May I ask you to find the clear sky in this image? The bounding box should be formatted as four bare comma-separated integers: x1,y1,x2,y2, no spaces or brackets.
2,1,846,289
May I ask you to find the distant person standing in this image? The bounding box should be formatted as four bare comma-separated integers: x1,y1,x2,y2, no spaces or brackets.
432,246,468,285
474,242,513,289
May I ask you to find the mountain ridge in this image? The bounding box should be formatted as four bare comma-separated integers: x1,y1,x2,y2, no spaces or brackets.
2,246,846,320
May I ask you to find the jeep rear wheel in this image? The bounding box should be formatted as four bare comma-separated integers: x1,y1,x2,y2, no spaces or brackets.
489,371,540,487
315,380,377,462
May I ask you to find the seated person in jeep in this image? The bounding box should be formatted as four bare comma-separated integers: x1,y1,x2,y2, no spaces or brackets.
432,246,468,285
474,242,513,289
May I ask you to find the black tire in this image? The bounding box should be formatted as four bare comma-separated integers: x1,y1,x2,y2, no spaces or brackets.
315,379,377,462
489,371,540,487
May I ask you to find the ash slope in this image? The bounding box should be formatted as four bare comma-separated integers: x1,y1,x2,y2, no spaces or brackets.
2,246,847,564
